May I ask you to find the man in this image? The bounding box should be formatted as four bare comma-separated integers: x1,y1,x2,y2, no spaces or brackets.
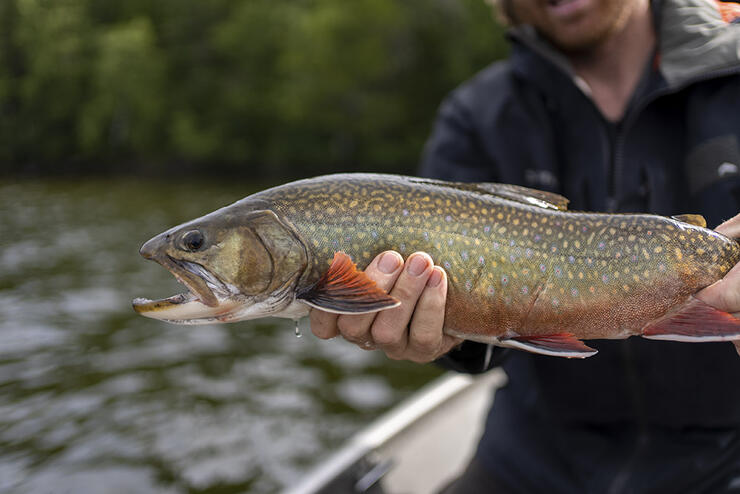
311,0,740,491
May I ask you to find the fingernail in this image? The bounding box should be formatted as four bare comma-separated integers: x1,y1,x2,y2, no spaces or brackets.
407,254,429,277
427,268,443,287
378,251,401,274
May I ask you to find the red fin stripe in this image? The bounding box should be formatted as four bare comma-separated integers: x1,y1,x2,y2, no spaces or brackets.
716,1,740,23
512,333,596,353
642,296,740,341
297,252,400,314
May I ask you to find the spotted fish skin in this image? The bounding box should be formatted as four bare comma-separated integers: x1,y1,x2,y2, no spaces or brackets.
250,173,740,343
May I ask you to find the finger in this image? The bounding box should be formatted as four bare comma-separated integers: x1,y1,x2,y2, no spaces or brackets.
405,266,448,362
696,261,740,313
371,252,434,358
309,308,339,340
335,251,403,346
715,212,740,238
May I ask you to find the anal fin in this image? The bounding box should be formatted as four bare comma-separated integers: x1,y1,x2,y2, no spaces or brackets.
642,296,740,342
501,333,597,358
296,252,400,314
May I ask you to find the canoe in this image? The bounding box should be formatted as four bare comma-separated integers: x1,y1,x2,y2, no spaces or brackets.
285,370,506,494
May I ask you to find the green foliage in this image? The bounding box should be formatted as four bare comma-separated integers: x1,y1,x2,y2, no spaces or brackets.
1,0,508,177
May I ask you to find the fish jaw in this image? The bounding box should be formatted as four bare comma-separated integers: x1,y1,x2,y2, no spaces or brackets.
132,292,246,325
132,253,305,324
134,247,244,322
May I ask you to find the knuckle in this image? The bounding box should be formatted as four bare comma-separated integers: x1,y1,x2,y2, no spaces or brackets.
412,332,440,354
372,322,404,347
311,327,335,340
337,316,368,339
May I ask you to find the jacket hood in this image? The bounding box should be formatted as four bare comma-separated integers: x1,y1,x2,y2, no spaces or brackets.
660,0,740,86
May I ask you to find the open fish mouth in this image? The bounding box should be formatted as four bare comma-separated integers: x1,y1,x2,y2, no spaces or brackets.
133,257,242,323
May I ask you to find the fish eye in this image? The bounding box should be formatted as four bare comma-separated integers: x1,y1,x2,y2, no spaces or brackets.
182,230,205,252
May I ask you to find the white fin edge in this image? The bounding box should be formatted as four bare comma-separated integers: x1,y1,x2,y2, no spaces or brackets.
298,299,401,315
642,333,740,342
497,338,598,358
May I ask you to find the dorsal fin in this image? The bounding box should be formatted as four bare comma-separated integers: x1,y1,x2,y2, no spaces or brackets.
672,214,707,228
296,252,400,314
408,178,569,210
474,183,569,210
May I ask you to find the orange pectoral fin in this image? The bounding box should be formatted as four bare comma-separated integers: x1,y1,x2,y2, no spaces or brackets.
642,296,740,342
296,251,401,314
501,333,598,358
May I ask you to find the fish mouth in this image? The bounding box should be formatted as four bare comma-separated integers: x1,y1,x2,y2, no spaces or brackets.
133,256,238,321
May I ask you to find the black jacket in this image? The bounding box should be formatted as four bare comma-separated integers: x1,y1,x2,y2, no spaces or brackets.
421,1,740,491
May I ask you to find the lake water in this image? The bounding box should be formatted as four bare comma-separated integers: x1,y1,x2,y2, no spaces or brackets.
0,179,441,493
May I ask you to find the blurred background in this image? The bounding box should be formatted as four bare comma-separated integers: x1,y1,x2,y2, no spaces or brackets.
0,1,507,492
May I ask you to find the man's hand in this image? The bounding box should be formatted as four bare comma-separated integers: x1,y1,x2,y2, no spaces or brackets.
309,251,461,363
695,212,740,355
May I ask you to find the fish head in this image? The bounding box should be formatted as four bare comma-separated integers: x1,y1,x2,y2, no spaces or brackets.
133,207,308,324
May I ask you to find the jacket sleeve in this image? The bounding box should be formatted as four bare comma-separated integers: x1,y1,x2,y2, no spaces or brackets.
419,84,507,374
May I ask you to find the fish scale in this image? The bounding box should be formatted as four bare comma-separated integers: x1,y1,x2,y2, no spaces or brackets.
134,173,740,358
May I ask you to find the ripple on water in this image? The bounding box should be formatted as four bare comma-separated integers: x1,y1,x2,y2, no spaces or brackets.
0,180,441,493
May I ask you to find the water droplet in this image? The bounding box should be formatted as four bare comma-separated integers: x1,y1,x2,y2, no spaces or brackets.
294,320,302,338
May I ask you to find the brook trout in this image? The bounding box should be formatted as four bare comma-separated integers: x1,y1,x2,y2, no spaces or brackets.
133,174,740,358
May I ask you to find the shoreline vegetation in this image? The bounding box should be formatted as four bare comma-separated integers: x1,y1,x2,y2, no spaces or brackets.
0,0,507,179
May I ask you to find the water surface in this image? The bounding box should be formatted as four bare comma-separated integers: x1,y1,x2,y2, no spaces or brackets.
0,179,441,493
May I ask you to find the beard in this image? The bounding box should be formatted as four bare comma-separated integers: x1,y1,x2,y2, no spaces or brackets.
505,0,639,54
